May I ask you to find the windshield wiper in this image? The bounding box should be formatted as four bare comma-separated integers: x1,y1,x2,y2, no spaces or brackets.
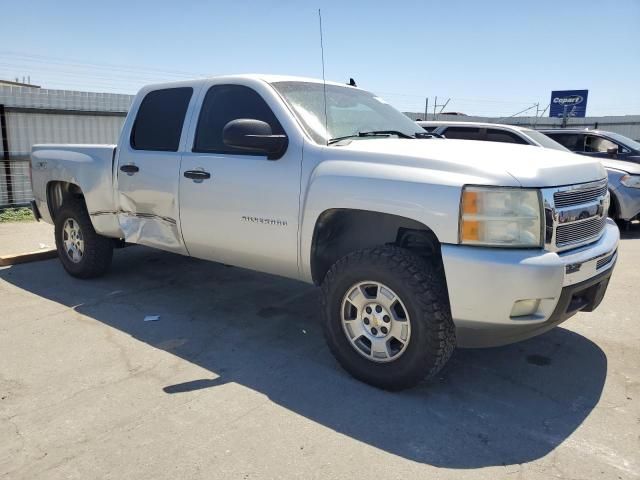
328,130,415,145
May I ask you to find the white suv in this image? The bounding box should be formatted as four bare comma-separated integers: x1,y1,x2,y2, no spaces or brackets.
417,121,569,151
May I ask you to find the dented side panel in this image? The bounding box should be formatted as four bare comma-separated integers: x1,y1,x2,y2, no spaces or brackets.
115,148,188,255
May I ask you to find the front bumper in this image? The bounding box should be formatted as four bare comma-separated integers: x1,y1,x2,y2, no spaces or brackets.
442,219,619,348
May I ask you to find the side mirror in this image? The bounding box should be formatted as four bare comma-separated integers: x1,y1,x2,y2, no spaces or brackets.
222,119,288,160
607,146,618,157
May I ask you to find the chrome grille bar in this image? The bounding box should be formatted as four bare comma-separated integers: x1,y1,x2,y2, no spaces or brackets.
554,183,608,208
542,178,609,252
556,217,606,246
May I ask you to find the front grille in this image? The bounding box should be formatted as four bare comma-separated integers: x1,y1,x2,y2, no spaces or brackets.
596,249,617,270
544,179,608,252
556,216,606,247
553,182,608,208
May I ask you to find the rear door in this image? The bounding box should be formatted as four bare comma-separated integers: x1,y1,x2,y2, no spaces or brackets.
178,82,302,279
115,87,195,254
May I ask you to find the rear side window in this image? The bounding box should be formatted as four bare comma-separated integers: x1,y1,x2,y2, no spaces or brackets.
193,84,284,155
131,87,193,151
485,129,528,145
442,126,483,140
547,133,584,151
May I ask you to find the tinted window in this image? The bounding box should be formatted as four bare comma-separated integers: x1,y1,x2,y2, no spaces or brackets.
194,84,284,154
486,129,528,145
131,87,193,151
442,126,483,140
523,129,569,151
585,135,618,153
546,133,584,151
421,126,438,132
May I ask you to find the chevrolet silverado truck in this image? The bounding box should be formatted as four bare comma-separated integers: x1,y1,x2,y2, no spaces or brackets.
29,75,619,390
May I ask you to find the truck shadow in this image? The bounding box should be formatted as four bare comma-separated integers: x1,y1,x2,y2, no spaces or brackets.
0,247,607,469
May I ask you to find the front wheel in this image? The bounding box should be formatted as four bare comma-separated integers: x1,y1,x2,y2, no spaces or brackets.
54,199,113,278
321,246,455,390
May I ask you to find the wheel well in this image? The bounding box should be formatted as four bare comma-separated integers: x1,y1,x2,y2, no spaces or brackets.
310,209,442,284
46,181,85,221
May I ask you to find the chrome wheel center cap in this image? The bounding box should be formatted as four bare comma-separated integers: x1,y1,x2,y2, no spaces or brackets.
362,303,391,338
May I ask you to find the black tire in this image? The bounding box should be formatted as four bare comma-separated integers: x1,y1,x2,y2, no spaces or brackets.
54,199,113,278
321,246,456,390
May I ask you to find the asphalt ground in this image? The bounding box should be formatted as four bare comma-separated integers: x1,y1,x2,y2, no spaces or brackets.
1,225,639,479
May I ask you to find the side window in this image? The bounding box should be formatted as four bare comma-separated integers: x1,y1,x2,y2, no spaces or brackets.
421,126,438,132
547,133,584,151
585,135,618,153
442,127,483,140
131,87,193,151
194,84,284,154
485,129,528,145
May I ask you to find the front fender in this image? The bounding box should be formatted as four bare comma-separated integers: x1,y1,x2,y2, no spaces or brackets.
299,160,462,282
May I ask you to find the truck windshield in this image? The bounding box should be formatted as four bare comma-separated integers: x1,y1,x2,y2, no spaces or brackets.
271,81,424,145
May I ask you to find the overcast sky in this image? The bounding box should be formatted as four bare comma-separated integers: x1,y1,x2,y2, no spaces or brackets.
1,0,639,116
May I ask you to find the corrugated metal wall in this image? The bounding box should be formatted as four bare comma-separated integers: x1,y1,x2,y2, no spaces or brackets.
0,86,132,208
6,113,125,158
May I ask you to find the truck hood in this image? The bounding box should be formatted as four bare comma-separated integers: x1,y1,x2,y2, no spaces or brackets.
601,158,640,175
336,138,606,188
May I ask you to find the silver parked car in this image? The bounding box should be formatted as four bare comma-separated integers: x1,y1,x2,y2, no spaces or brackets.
418,121,640,224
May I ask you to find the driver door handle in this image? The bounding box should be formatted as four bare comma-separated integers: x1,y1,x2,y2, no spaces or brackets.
184,170,211,181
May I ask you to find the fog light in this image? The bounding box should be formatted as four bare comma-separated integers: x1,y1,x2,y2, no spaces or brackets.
510,299,541,318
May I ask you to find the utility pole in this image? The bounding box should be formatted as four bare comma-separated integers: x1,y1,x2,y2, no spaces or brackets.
424,97,429,120
561,104,568,128
428,96,451,120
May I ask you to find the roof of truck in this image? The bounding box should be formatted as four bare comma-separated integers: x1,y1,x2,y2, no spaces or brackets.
140,74,361,92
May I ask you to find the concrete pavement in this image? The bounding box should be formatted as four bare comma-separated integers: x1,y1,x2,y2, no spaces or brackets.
0,221,54,256
0,226,639,479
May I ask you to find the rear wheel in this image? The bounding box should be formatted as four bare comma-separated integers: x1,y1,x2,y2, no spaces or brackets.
54,200,113,278
321,246,456,390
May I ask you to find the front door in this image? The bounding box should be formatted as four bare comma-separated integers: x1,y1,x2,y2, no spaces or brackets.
116,86,194,254
179,83,302,279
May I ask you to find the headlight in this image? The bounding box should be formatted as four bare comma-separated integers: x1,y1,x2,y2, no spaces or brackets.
620,174,640,189
459,186,542,247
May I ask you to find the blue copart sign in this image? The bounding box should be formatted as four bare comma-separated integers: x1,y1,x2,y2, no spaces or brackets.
549,90,588,118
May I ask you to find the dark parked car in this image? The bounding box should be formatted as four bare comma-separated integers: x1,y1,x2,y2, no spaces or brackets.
540,129,640,223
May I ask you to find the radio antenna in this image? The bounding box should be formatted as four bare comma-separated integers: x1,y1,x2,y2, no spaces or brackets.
318,9,329,145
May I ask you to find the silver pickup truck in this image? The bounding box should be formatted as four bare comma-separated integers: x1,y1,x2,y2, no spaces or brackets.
30,75,619,390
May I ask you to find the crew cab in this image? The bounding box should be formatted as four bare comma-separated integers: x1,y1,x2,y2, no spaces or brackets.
30,75,619,390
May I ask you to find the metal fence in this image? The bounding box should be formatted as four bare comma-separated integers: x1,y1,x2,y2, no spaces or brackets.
0,85,132,209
